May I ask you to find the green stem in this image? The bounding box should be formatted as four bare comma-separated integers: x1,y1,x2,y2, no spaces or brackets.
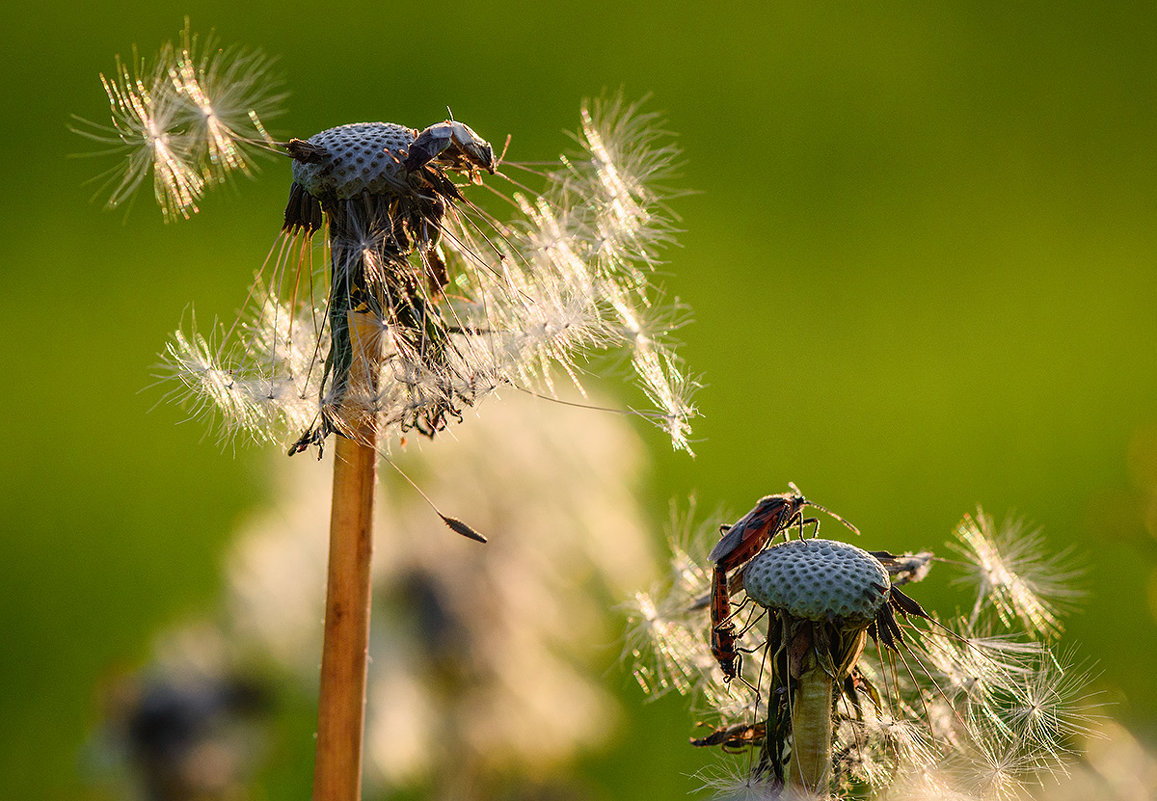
787,657,834,794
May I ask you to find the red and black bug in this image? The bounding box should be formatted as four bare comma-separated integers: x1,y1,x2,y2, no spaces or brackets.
707,484,859,679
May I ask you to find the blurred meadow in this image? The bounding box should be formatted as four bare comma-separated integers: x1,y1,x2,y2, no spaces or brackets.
2,1,1156,798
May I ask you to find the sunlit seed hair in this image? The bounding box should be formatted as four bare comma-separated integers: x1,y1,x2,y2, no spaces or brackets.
160,300,322,446
919,626,1041,710
951,509,1084,639
950,711,1053,801
167,22,283,185
73,20,278,220
694,765,814,801
623,501,723,699
981,646,1101,764
75,45,204,219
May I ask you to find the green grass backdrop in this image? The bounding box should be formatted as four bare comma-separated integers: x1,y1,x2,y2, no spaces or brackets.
2,2,1156,798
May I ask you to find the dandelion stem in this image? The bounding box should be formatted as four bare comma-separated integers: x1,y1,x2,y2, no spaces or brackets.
313,312,383,801
786,655,835,794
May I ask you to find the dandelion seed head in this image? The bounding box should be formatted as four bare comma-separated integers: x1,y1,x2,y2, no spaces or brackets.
652,495,1093,799
156,94,696,452
743,539,891,622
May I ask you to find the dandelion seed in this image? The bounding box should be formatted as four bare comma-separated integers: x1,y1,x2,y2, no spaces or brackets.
920,626,1040,711
624,590,711,697
952,509,1084,639
952,710,1047,801
623,502,730,703
167,22,283,184
74,47,204,219
74,22,278,220
694,766,807,801
986,646,1101,764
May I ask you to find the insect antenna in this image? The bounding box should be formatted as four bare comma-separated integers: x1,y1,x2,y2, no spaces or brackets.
811,504,860,537
786,483,861,536
489,166,551,201
495,133,511,169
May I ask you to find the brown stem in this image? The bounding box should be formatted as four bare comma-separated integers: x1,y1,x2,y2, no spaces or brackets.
313,312,383,801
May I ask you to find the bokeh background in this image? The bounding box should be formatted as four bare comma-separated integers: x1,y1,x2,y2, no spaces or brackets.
3,1,1156,798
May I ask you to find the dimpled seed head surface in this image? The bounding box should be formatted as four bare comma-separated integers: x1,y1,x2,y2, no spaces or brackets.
291,122,416,200
743,539,890,623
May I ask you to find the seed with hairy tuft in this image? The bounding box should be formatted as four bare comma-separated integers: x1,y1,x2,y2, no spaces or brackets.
291,122,415,199
743,539,890,622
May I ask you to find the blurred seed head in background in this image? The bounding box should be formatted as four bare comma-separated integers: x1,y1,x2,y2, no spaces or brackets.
92,391,660,799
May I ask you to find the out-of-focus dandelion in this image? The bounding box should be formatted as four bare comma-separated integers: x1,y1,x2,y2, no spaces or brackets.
81,22,694,801
626,494,1097,800
1034,719,1157,801
90,625,270,801
223,391,658,798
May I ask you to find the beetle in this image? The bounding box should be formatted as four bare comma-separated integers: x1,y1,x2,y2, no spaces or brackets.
708,484,859,680
403,119,497,180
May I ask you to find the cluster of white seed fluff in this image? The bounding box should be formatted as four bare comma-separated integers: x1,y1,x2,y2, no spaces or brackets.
742,539,890,622
73,21,279,220
80,26,698,454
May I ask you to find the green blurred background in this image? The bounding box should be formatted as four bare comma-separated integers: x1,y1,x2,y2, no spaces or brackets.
3,1,1156,797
